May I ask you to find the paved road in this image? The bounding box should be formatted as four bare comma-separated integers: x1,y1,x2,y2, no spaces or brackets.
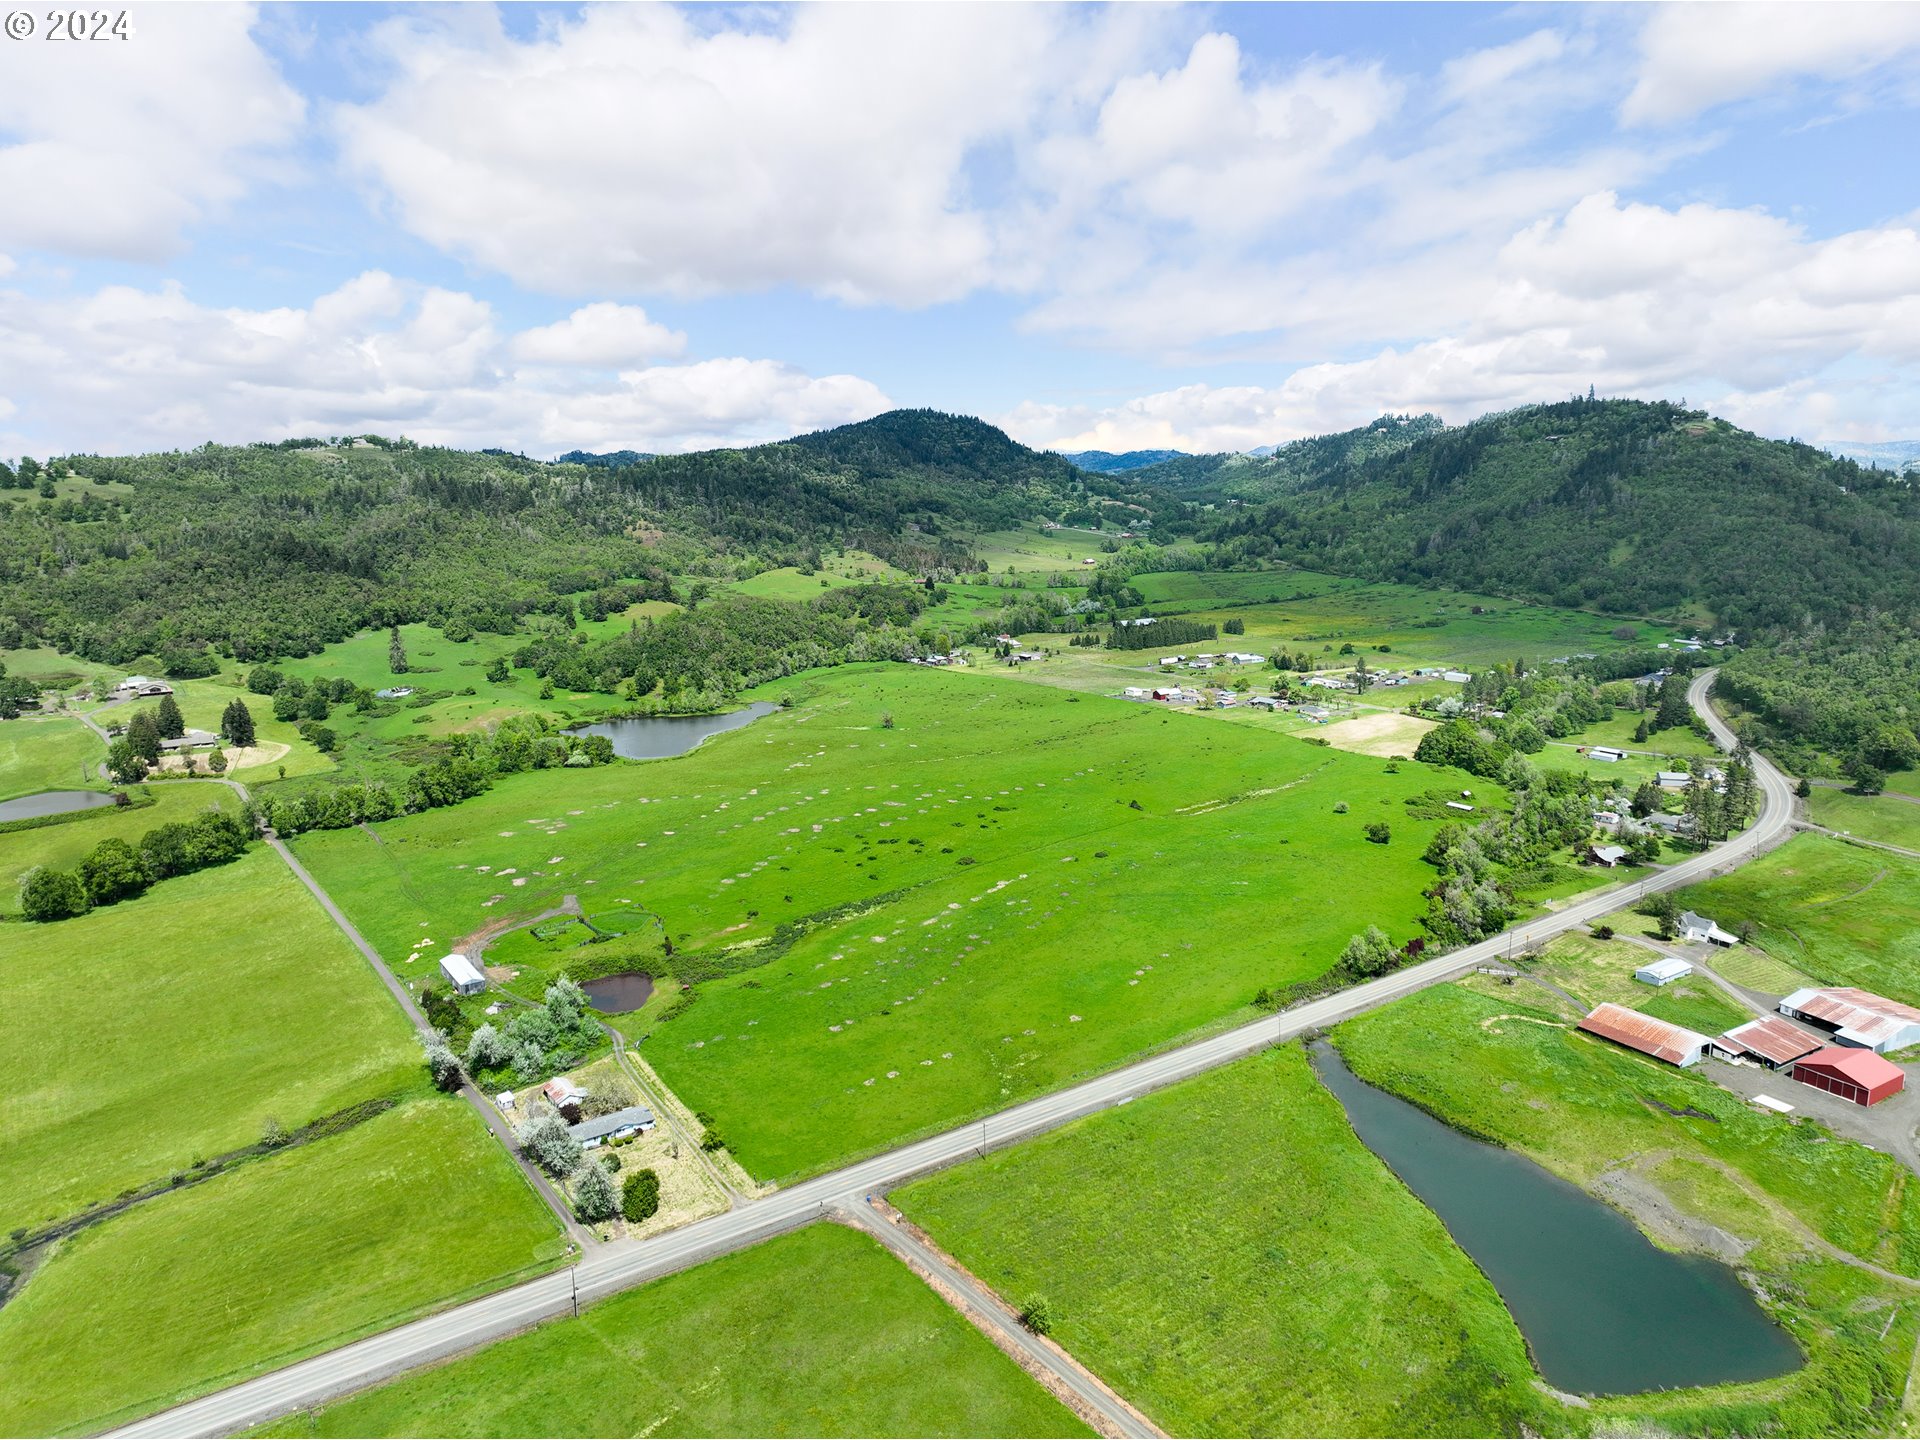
115,669,1795,1438
838,1200,1162,1440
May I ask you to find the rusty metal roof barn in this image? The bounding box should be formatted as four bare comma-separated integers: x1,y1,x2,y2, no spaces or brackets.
1718,1016,1822,1068
1577,1003,1713,1067
1779,988,1920,1053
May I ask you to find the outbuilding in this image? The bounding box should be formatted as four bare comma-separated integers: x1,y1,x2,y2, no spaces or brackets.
1588,746,1626,763
1792,1047,1905,1107
1577,1003,1712,1067
1634,957,1692,986
1590,844,1629,868
438,952,487,996
1716,1017,1823,1070
1779,987,1920,1053
1657,770,1692,789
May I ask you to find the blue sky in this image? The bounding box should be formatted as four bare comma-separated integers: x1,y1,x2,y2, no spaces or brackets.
1,1,1918,458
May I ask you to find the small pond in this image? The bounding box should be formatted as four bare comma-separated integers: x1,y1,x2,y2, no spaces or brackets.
0,790,119,824
1311,1040,1802,1396
580,972,655,1014
569,702,777,760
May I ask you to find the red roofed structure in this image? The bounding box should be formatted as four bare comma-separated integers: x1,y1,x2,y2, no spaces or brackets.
1717,1017,1822,1070
1792,1047,1905,1107
1577,1003,1711,1068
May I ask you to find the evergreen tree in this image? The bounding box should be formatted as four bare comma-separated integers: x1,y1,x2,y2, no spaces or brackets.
220,697,256,747
124,709,162,762
154,692,186,739
389,625,409,674
1653,679,1691,732
622,1168,661,1223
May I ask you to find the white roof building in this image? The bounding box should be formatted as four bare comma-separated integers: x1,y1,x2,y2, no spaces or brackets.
1779,988,1920,1053
438,952,486,995
1635,957,1693,986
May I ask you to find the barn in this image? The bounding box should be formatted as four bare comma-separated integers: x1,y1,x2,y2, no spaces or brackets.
1577,1003,1712,1067
438,952,487,996
1715,1016,1822,1070
1778,988,1920,1053
1791,1048,1905,1107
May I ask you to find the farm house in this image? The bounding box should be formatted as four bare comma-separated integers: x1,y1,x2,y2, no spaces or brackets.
1791,1048,1905,1107
1577,1003,1712,1067
438,952,487,996
569,1107,657,1148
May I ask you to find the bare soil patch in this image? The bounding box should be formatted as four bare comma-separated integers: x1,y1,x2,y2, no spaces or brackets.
1315,711,1438,758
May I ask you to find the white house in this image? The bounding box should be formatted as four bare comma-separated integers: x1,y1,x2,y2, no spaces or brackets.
1589,843,1629,867
1678,910,1740,947
1635,956,1693,986
438,952,487,995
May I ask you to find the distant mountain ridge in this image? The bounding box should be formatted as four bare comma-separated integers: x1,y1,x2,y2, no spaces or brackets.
1058,448,1188,473
1817,439,1920,474
1120,414,1446,499
557,449,654,468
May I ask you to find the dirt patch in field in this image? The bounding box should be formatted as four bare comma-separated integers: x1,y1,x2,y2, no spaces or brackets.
1316,711,1438,758
150,741,289,775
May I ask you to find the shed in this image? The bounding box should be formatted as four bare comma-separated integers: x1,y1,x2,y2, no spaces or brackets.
1589,746,1626,763
569,1106,657,1147
1577,1003,1711,1067
1717,1017,1822,1070
1792,1047,1905,1107
1634,957,1692,986
1441,670,1471,683
438,952,486,996
1657,770,1692,789
1779,987,1920,1053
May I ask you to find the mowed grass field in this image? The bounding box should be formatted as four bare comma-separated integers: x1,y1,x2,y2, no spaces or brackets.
257,1223,1087,1439
0,713,106,800
0,782,239,916
1808,788,1920,852
1126,568,1678,669
1676,834,1920,1006
292,664,1490,1181
1481,931,1751,1037
1335,984,1920,1435
0,1097,565,1437
0,846,420,1233
895,1045,1553,1438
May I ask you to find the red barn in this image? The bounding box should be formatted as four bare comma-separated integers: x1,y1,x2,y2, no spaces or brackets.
1792,1047,1905,1107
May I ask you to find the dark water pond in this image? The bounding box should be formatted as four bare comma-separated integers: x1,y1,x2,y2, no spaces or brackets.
581,972,655,1014
1311,1041,1801,1396
570,702,777,760
0,789,118,823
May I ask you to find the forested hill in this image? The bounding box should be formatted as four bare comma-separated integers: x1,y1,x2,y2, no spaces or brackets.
1124,414,1445,499
0,412,1121,666
1205,399,1920,632
1059,449,1187,473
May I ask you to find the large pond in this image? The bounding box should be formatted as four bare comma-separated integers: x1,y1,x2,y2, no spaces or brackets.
0,789,118,824
1311,1041,1801,1396
580,972,654,1014
569,702,777,761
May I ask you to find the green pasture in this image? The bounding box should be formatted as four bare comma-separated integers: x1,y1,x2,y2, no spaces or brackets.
1808,788,1920,853
896,1045,1553,1437
1335,983,1920,1435
91,672,333,783
1127,567,1675,669
1473,931,1750,1036
291,664,1506,1182
0,781,239,915
971,525,1119,573
1559,710,1720,759
257,1223,1085,1439
1676,834,1920,1006
0,713,106,800
0,1098,564,1437
573,597,681,641
0,846,419,1233
0,645,120,699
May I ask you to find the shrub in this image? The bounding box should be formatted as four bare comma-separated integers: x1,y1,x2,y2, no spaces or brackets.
465,1023,508,1070
622,1168,662,1223
261,1116,288,1148
518,1114,582,1176
422,1040,463,1092
79,837,149,905
572,1160,617,1221
21,867,89,923
1592,924,1615,941
1017,1296,1053,1335
1364,822,1391,845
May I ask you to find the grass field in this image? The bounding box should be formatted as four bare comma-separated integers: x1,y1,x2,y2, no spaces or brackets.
0,846,420,1233
0,1097,565,1437
1808,788,1920,852
87,673,334,783
0,713,106,800
895,1045,1554,1437
1472,931,1752,1036
1316,710,1437,757
1676,834,1920,1006
290,663,1501,1182
0,781,239,915
1334,983,1920,1436
1559,711,1720,760
258,1222,1087,1439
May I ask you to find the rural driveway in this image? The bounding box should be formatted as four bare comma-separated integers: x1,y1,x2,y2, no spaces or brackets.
115,669,1797,1438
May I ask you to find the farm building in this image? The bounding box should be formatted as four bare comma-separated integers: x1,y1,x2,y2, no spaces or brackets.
1657,770,1692,789
158,728,219,752
1577,1003,1712,1067
541,1077,588,1120
1791,1048,1905,1107
113,676,174,697
1634,957,1692,986
1715,1017,1822,1070
375,686,414,699
569,1106,657,1147
1678,910,1740,947
1441,670,1471,683
1778,988,1920,1053
438,952,487,996
1588,746,1626,763
1589,844,1629,867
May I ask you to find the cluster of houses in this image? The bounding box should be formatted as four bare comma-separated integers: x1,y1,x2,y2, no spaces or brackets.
1155,652,1267,669
904,652,968,667
1577,981,1916,1109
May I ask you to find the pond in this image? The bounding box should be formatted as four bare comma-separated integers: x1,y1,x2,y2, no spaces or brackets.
569,702,777,760
0,790,119,824
1311,1041,1802,1396
580,972,655,1014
